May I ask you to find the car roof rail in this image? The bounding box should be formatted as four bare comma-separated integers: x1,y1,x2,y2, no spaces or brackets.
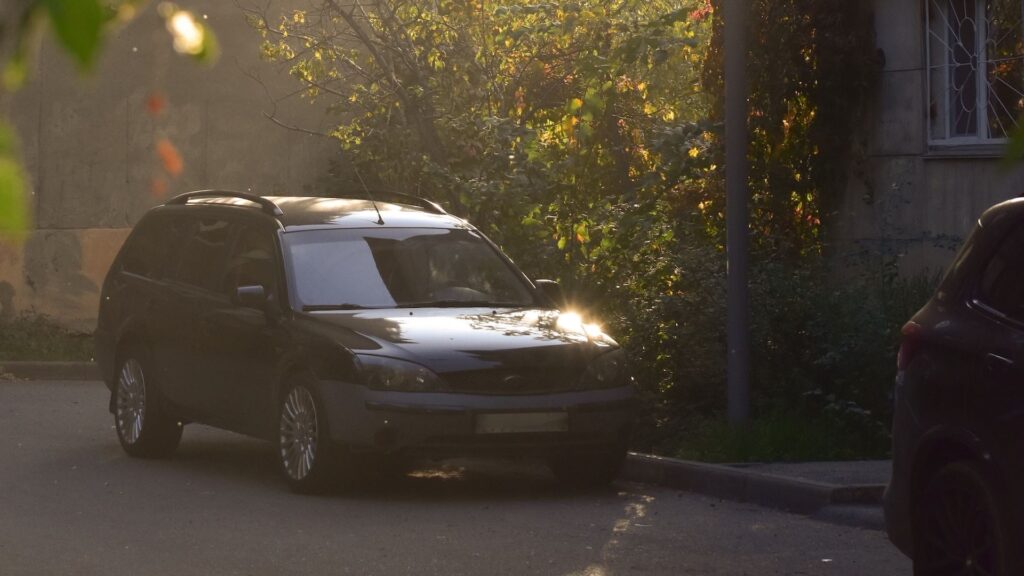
166,190,284,216
345,190,447,215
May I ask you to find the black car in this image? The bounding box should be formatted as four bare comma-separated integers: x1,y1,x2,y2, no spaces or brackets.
885,198,1024,574
95,191,635,492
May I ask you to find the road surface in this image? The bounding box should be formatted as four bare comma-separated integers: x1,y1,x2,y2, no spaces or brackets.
0,380,910,575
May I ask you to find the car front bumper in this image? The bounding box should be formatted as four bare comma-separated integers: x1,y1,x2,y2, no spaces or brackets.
316,381,636,456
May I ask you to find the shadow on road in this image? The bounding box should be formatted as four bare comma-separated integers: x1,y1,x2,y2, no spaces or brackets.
120,425,619,503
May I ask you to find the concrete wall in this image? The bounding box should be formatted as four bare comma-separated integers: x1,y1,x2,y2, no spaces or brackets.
0,1,337,330
833,0,1024,276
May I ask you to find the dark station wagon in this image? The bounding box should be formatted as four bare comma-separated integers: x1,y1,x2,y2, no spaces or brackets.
95,191,636,492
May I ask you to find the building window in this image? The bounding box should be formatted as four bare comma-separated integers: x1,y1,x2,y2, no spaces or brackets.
927,0,1024,144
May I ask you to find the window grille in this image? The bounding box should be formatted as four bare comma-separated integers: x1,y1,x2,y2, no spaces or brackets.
927,0,1024,144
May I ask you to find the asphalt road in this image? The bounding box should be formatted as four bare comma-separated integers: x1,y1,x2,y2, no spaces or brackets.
0,380,911,575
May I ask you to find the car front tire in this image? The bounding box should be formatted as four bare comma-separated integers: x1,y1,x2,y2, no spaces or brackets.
113,350,182,458
277,375,344,493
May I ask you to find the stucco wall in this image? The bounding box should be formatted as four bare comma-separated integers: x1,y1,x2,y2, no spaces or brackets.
834,0,1024,276
0,1,337,330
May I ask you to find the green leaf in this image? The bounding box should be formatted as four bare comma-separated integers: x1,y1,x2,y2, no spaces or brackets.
195,20,220,63
0,123,28,234
44,0,106,71
1005,121,1024,166
4,3,46,90
161,6,220,64
3,51,29,90
0,157,28,234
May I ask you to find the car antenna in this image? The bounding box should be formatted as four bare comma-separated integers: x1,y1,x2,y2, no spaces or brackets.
354,167,384,225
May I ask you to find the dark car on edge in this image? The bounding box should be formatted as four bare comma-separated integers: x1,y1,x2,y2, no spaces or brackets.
886,198,1024,575
95,191,635,492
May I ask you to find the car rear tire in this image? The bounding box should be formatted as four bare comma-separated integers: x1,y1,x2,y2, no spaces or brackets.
913,461,1017,576
277,375,347,493
113,350,183,458
549,444,627,488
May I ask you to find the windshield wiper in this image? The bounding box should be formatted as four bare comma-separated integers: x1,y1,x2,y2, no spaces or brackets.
302,304,372,311
395,300,529,309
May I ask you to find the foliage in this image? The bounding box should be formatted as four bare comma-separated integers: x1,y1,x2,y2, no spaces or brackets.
0,0,218,235
703,0,879,256
0,311,93,361
248,0,711,246
259,0,902,459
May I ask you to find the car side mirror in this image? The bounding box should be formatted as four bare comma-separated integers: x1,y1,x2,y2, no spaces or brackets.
533,279,565,309
235,284,267,309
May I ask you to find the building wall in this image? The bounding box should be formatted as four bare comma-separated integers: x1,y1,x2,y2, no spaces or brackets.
0,1,337,330
834,0,1024,276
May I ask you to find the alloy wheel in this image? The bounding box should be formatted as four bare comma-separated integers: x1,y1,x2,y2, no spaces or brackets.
279,386,319,481
116,358,147,445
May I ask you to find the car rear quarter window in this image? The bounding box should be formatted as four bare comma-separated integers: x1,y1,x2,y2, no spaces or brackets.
122,216,181,279
978,223,1024,321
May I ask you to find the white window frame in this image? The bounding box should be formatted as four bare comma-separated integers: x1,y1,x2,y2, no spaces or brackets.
925,0,1024,146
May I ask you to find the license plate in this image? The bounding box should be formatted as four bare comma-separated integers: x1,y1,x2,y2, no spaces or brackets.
474,412,568,434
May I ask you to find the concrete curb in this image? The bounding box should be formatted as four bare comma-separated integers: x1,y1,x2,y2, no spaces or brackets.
622,453,886,529
0,361,100,381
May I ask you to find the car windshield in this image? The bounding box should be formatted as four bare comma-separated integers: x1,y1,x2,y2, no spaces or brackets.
283,227,538,309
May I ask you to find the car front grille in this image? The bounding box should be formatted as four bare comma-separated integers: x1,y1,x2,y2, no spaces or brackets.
441,368,583,395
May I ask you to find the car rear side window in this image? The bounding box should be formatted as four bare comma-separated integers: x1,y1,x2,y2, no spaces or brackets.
170,217,233,292
222,224,277,296
979,223,1024,321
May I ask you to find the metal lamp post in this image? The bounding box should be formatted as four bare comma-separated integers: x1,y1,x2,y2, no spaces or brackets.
724,0,750,424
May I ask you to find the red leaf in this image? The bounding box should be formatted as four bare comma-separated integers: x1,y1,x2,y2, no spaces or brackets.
156,138,184,176
146,92,166,116
151,176,168,198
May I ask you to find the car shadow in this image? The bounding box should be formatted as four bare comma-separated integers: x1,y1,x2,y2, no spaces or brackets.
158,425,621,502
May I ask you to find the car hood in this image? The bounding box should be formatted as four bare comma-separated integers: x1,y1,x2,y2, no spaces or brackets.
306,307,618,374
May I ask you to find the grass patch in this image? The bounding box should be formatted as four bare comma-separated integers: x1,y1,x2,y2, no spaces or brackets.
0,312,93,361
667,413,890,463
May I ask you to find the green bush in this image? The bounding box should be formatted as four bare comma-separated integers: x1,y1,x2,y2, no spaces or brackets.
670,411,890,463
0,312,93,362
623,242,939,461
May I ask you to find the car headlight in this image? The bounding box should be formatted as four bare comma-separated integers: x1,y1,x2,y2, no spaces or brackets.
357,355,443,392
581,348,631,389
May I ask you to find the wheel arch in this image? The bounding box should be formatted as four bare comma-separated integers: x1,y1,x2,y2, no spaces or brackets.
910,428,997,518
